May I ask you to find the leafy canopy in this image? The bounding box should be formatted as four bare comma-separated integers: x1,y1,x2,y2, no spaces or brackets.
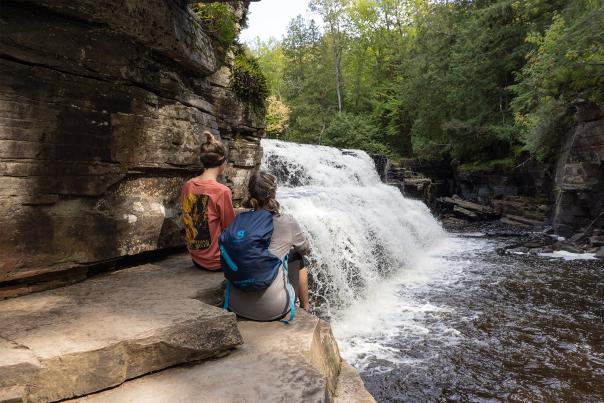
250,0,603,163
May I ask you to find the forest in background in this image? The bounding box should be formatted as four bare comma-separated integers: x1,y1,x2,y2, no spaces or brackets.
245,0,603,168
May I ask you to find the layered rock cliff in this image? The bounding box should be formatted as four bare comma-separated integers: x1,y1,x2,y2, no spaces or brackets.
0,0,264,289
553,103,604,237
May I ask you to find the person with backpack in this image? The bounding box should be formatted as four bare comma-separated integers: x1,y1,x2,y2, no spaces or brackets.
181,131,235,270
220,171,310,321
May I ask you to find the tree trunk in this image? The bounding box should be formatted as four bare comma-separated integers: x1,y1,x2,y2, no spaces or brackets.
335,47,343,113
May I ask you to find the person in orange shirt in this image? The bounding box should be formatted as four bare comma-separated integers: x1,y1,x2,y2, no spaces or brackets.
181,131,235,270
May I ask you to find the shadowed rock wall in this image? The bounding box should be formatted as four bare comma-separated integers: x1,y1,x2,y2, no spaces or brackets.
553,103,604,236
0,0,264,286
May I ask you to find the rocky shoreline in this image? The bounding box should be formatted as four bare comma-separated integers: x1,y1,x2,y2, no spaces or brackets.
377,103,604,259
442,220,604,260
384,173,604,259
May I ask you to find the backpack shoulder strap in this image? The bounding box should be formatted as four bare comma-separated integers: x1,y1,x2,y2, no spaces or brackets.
220,244,238,272
223,281,231,311
280,254,296,324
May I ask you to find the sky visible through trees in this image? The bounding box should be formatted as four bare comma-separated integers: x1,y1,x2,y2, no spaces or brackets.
245,0,603,165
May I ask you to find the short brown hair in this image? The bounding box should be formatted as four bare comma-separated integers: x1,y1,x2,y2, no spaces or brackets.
200,131,227,168
244,171,280,215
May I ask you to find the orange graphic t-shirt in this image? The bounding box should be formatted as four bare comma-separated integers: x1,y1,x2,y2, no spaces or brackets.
181,178,235,270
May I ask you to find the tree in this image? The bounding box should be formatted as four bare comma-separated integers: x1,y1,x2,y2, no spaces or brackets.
511,0,604,159
281,15,335,144
265,96,290,138
249,37,286,98
310,0,350,113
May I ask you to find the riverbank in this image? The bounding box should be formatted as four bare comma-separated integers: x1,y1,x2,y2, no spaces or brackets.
385,157,604,259
383,102,604,249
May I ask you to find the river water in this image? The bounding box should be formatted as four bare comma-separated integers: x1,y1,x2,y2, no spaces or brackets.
261,140,604,402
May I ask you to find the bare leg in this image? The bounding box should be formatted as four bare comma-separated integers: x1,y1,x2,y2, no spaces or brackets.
299,267,310,311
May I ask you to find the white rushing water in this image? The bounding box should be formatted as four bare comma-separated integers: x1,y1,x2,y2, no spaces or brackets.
262,139,452,367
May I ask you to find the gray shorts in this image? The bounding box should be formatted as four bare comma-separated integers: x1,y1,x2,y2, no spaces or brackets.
228,250,306,321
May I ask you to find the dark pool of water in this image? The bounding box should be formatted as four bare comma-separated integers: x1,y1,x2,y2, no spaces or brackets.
360,229,603,402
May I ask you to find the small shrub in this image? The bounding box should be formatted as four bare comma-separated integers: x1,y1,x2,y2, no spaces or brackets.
193,3,237,48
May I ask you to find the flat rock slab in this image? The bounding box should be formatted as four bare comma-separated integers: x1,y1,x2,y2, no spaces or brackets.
70,311,345,403
0,254,241,402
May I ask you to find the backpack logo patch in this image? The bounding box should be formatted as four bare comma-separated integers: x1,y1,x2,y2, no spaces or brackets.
236,230,246,239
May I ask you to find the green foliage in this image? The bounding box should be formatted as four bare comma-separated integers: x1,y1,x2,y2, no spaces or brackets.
511,0,604,159
265,96,290,138
193,3,238,48
323,112,390,155
398,0,552,162
249,38,286,98
514,99,572,161
279,16,336,144
231,47,268,113
251,0,602,166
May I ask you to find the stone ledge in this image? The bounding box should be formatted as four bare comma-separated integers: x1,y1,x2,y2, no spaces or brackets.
335,360,376,403
0,256,240,402
67,311,372,403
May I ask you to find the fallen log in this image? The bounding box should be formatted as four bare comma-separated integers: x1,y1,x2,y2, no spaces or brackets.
503,214,545,227
453,205,479,220
500,216,530,227
437,196,499,218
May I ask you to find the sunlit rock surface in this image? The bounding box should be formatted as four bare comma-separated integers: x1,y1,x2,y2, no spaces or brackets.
68,310,374,403
0,255,241,402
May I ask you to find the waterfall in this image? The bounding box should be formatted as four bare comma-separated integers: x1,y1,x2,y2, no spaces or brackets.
261,139,447,317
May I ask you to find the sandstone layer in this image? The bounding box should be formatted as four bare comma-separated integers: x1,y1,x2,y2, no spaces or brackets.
0,252,375,402
0,0,264,288
0,255,241,402
334,360,377,403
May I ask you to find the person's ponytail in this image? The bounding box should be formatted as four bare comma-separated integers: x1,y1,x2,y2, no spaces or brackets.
204,131,215,143
199,131,227,168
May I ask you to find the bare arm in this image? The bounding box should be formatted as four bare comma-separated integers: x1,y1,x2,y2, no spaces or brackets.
290,217,310,255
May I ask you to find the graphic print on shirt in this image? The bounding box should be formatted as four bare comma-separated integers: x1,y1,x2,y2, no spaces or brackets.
182,193,212,249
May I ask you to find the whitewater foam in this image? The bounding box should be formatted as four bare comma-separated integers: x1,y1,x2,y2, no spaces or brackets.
261,139,447,318
332,236,487,373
